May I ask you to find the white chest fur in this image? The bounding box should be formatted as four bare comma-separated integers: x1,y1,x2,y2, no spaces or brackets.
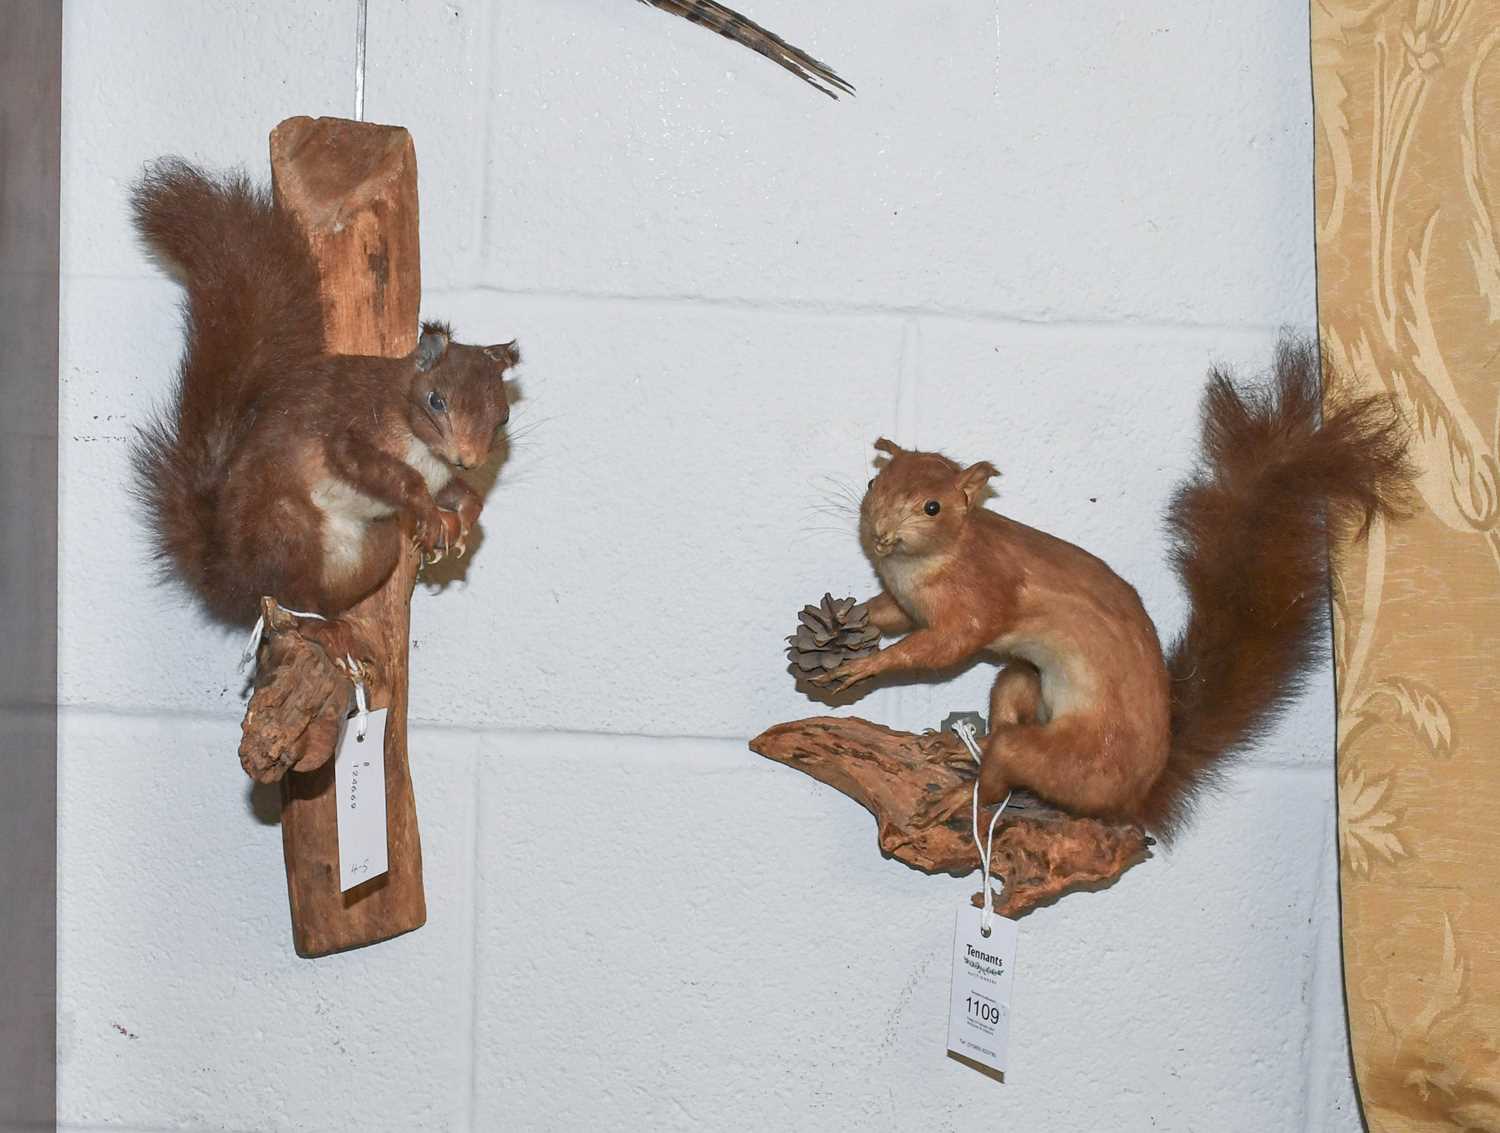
311,440,454,581
311,476,391,580
403,437,454,495
876,552,938,615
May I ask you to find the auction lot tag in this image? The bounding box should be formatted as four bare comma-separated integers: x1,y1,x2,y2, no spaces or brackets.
335,707,389,892
947,904,1018,1077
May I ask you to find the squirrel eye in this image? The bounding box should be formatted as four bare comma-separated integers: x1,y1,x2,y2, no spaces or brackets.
867,477,875,489
428,390,448,413
924,500,941,516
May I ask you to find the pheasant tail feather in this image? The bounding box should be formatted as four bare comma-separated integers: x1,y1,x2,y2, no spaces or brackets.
639,0,853,98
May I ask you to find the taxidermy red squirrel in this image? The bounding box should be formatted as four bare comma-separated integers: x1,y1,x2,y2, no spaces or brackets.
815,339,1410,838
130,160,519,657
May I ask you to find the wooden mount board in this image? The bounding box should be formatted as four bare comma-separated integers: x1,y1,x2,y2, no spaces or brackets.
252,115,426,956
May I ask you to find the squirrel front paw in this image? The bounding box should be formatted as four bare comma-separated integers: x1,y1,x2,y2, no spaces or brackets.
412,506,463,565
810,652,881,694
450,496,482,559
918,730,979,769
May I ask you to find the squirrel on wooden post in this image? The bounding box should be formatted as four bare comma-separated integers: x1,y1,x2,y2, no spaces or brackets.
129,160,519,666
813,339,1411,839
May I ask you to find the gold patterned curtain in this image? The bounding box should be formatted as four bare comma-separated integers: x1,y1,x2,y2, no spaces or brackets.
1314,1,1500,1128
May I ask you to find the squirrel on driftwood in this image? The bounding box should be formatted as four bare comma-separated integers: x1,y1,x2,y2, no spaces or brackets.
130,160,519,664
814,339,1410,839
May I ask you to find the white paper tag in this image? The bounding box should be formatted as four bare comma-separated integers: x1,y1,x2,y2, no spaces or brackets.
335,707,389,892
947,905,1018,1077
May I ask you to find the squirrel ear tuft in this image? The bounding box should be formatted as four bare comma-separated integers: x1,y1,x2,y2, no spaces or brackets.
957,460,998,506
415,323,451,372
482,340,521,370
873,437,904,456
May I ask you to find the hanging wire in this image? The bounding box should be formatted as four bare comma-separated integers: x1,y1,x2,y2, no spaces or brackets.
353,0,369,121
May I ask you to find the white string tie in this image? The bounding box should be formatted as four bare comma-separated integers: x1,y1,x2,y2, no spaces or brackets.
239,615,265,671
353,0,368,121
349,657,370,741
953,719,1012,937
239,606,327,671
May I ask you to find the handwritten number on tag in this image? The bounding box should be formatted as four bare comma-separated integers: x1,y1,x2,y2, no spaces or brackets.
336,708,389,892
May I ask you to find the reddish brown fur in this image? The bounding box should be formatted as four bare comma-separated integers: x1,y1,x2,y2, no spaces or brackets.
1149,336,1410,835
131,160,520,628
821,337,1411,840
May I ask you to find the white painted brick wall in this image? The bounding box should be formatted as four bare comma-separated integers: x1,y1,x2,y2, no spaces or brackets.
57,1,1359,1129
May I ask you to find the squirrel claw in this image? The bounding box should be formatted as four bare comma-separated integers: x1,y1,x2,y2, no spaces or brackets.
814,656,875,694
918,732,975,768
413,509,461,566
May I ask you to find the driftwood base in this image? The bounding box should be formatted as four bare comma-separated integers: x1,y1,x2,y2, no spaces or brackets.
749,717,1151,917
239,598,369,783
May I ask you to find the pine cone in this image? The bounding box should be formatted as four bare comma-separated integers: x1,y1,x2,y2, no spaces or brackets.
787,593,880,677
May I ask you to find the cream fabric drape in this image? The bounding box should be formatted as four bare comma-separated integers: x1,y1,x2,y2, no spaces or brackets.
1314,2,1500,1128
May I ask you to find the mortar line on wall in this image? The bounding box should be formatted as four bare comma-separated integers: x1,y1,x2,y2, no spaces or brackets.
461,743,483,1132
1298,881,1327,1125
436,285,1305,339
56,1122,258,1133
889,317,921,727
79,271,1297,339
1297,10,1337,1117
894,316,920,445
55,704,1337,771
475,0,500,275
1296,804,1337,1129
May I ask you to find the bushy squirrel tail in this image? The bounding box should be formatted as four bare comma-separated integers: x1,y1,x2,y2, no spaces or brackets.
1140,334,1412,839
129,160,324,610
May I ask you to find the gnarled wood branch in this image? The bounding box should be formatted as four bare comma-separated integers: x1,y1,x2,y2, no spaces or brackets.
749,717,1151,917
238,598,370,783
